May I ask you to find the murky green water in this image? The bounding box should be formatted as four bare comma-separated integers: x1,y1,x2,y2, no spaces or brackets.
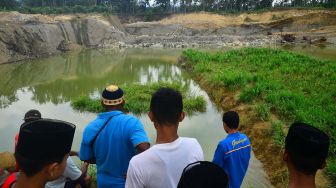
1,46,335,187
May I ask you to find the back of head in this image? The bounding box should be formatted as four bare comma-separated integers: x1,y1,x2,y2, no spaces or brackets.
222,111,239,129
285,122,329,175
150,87,183,125
24,109,42,123
15,119,76,177
178,161,229,188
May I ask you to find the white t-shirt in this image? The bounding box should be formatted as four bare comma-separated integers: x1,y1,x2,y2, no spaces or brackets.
125,137,204,188
45,157,82,188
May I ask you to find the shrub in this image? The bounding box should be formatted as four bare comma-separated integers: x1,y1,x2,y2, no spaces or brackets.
71,82,206,115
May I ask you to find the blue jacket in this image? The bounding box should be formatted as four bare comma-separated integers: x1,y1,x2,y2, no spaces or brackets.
213,132,251,188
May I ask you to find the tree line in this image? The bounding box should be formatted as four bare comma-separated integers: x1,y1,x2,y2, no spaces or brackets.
0,0,335,15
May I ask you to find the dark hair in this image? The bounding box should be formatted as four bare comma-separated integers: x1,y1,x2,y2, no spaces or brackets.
14,152,65,177
150,88,183,125
285,123,330,175
24,109,41,123
222,111,239,129
178,161,229,188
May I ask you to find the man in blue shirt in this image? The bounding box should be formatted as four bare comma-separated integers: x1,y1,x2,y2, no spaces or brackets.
79,85,150,188
212,111,251,188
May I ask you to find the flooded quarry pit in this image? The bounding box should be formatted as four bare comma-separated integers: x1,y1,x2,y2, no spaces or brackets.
0,46,335,187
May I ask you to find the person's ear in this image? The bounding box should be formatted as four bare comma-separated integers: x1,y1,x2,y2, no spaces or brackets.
223,123,229,133
320,160,327,169
47,162,59,180
283,150,288,162
148,111,155,123
179,112,185,122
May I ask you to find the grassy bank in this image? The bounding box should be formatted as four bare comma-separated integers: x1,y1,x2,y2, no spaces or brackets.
181,48,336,184
71,82,206,115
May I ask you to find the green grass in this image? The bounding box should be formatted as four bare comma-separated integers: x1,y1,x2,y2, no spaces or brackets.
71,82,206,115
255,104,271,121
181,47,336,182
87,164,97,188
271,120,286,148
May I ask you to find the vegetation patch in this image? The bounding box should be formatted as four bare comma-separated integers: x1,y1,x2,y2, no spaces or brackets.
71,82,206,115
255,104,271,121
181,47,336,182
271,14,285,20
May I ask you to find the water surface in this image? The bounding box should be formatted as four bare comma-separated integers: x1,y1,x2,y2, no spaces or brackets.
1,46,335,187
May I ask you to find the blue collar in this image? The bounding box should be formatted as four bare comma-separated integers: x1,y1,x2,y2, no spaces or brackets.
227,131,240,138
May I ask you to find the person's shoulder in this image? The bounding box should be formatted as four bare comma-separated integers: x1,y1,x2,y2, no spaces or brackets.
180,137,202,147
130,147,155,166
66,156,76,165
218,137,231,147
239,133,251,141
115,113,139,123
84,117,101,130
121,114,143,128
122,114,140,121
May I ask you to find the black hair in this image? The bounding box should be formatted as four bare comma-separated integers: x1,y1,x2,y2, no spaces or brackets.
24,109,41,123
222,111,239,129
150,87,183,125
285,123,330,175
178,161,229,188
14,152,65,177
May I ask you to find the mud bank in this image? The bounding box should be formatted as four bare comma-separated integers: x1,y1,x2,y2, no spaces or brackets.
179,49,332,188
180,72,331,188
1,9,336,64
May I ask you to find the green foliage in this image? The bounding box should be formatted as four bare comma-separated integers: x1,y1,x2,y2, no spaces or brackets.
182,47,336,180
271,120,286,148
244,16,256,22
327,159,336,184
0,0,18,9
71,82,206,115
71,96,103,112
271,14,285,20
16,6,115,14
87,164,97,188
255,104,270,121
1,0,335,14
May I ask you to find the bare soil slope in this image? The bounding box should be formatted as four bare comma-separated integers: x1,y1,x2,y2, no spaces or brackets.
0,9,335,64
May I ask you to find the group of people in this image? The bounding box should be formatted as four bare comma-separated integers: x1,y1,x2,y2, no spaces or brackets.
0,84,330,188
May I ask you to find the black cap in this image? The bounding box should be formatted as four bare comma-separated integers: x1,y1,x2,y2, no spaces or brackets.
102,85,124,106
24,109,41,122
178,161,229,188
16,119,76,160
286,122,329,161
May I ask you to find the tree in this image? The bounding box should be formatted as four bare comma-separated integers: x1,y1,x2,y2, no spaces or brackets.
155,0,170,10
0,0,19,8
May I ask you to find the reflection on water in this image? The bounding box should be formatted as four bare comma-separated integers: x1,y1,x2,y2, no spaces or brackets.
279,44,336,61
4,45,335,187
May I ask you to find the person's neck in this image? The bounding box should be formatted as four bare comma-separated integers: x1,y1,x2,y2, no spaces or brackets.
155,123,179,144
106,107,122,112
227,129,238,134
14,172,46,188
288,170,316,188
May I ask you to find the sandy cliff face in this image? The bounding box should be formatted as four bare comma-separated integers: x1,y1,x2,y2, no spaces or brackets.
0,9,335,64
0,12,125,64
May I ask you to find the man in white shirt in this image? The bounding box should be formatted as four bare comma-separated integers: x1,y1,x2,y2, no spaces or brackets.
46,153,90,188
126,88,204,188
